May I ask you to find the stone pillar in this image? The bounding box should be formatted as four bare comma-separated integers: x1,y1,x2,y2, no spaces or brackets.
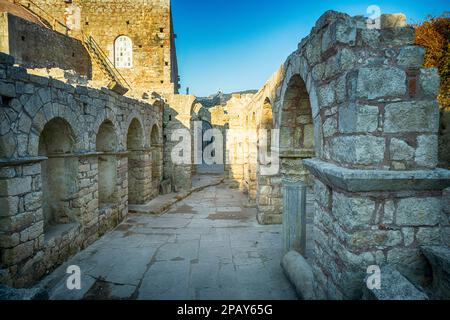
151,144,163,197
127,149,152,204
275,11,450,300
282,180,307,255
0,158,46,287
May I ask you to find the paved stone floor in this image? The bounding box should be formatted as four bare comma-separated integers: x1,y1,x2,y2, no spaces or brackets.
42,181,298,300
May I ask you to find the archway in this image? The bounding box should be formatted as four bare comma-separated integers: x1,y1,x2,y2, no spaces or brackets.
150,124,162,195
196,120,224,174
280,74,315,181
127,118,145,204
96,120,119,207
279,74,315,257
38,118,79,236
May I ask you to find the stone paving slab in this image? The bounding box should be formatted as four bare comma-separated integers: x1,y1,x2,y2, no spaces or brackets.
39,180,298,300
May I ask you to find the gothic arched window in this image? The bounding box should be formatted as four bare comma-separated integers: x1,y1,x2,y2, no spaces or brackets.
114,36,133,68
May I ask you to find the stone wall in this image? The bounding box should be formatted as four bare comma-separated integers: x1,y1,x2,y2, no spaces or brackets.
13,0,180,97
0,12,92,78
229,11,450,299
163,94,196,191
0,52,163,287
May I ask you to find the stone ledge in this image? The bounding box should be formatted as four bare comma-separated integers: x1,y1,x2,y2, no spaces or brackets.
303,158,450,192
363,265,428,300
421,246,450,299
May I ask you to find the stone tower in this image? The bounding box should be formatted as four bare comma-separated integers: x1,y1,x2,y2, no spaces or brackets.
14,0,180,97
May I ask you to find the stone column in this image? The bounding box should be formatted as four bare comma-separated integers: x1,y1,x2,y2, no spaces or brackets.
282,180,307,255
127,149,152,204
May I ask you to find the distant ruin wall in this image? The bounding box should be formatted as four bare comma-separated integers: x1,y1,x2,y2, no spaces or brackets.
0,12,91,78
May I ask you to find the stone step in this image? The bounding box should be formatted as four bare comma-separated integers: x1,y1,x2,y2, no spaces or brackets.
363,265,429,300
422,246,450,299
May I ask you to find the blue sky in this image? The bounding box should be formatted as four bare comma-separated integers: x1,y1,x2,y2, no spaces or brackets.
171,0,449,97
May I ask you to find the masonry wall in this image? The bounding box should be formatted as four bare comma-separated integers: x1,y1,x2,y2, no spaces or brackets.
15,0,180,97
163,94,196,191
230,11,450,299
0,12,91,78
0,52,163,287
283,12,448,299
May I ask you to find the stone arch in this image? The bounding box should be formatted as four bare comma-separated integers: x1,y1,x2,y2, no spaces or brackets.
92,111,122,151
124,112,146,148
29,102,84,156
271,71,317,255
150,123,161,145
279,74,314,153
38,117,79,234
258,97,274,157
126,118,144,151
126,118,147,204
96,120,119,206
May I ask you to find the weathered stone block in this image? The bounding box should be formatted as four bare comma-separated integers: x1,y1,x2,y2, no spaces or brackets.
384,101,439,133
356,67,406,100
396,46,425,68
396,197,441,226
322,116,337,138
415,135,438,168
0,53,15,66
415,228,441,246
314,179,330,209
0,177,32,196
381,14,407,28
1,241,34,265
346,229,402,249
390,138,414,161
332,192,375,230
0,82,16,98
380,27,415,46
339,104,379,133
421,246,450,299
24,192,42,211
330,136,385,166
419,68,440,98
0,196,19,217
386,248,429,286
321,17,356,52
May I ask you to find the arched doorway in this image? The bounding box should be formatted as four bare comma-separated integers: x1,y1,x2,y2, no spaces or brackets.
96,120,119,207
279,74,315,257
127,118,145,204
196,120,224,174
38,118,79,236
280,74,315,182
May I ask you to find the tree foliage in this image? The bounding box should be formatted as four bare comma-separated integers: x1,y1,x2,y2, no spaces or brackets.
414,12,450,109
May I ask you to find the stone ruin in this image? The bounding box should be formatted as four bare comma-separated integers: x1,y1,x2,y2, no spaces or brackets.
0,0,449,300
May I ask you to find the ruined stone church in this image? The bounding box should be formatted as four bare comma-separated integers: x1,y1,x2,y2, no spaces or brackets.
0,0,449,300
